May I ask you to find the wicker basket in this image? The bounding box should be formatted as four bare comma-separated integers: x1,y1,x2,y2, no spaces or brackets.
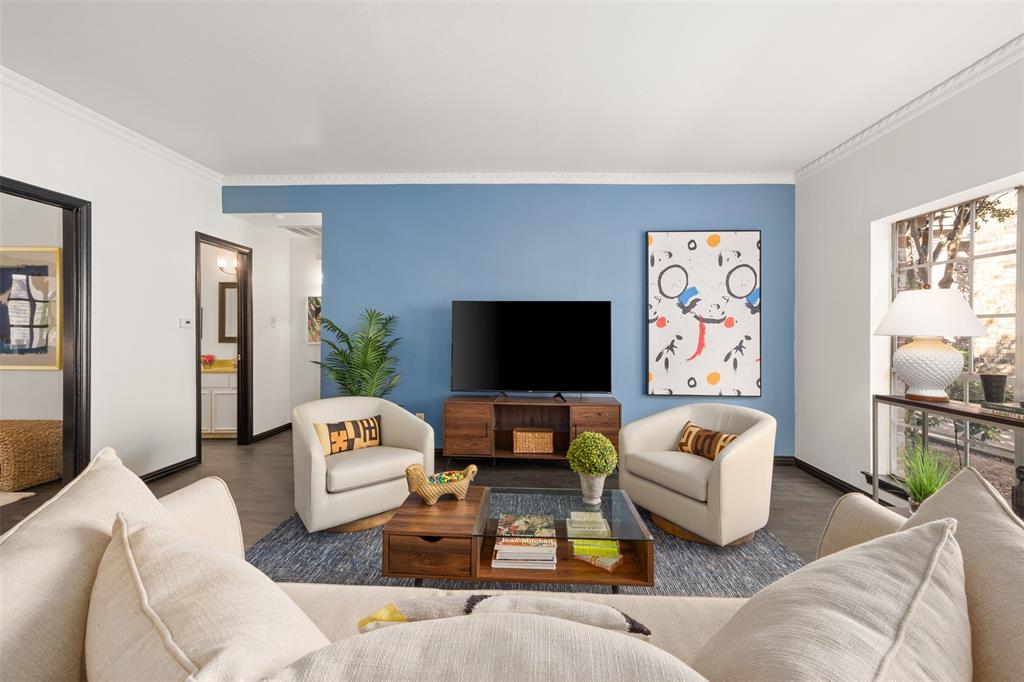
0,420,62,492
512,427,554,454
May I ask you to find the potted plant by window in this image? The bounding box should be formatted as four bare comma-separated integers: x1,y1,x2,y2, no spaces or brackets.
314,309,401,397
566,432,618,505
978,364,1008,403
902,443,954,513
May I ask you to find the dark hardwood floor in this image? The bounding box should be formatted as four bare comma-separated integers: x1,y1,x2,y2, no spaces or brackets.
2,432,843,562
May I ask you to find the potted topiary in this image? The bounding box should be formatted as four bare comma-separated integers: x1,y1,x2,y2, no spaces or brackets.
902,443,954,512
978,364,1008,403
566,431,618,505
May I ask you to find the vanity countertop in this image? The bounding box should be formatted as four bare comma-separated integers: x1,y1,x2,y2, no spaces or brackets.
201,359,237,374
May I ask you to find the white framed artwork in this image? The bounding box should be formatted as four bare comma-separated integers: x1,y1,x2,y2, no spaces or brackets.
647,230,761,396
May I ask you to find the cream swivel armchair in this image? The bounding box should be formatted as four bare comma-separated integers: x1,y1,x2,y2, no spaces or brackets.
619,404,776,546
292,396,434,533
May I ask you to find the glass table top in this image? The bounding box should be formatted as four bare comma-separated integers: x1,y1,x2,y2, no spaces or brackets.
473,487,653,542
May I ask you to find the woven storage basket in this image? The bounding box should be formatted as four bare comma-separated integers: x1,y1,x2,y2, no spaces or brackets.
0,419,62,492
512,427,554,454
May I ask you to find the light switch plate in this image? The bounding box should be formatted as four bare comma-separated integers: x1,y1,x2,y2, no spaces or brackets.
179,317,194,329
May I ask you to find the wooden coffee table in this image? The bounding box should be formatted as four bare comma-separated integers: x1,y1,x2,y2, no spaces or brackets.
381,486,654,592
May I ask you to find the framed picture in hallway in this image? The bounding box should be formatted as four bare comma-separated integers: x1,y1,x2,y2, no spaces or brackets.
0,246,61,370
647,231,761,396
307,296,322,344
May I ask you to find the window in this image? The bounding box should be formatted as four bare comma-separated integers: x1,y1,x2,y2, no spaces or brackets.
890,187,1021,504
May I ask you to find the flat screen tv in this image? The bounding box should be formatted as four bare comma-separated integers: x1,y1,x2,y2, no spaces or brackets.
451,300,612,393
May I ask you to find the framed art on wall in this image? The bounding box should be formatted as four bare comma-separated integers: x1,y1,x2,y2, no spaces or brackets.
647,230,761,396
0,246,62,370
307,296,322,344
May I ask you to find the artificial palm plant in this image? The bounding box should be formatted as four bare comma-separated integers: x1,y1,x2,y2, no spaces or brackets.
315,309,401,397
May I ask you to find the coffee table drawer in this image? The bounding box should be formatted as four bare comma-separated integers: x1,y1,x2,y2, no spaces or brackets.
386,534,472,578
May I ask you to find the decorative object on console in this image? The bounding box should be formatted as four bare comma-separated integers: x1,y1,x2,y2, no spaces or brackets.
0,246,61,370
567,431,618,505
647,231,760,397
677,421,738,461
200,353,216,368
313,415,382,454
979,369,1008,403
874,286,986,402
900,443,954,512
512,427,554,454
306,296,321,344
405,462,477,505
315,309,401,397
0,419,62,491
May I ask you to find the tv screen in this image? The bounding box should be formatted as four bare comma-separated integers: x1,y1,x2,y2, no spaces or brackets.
451,301,612,393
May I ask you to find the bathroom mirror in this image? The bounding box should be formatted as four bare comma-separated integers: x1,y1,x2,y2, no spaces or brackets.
218,281,238,342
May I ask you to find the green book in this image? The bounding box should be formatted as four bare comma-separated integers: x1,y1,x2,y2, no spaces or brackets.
572,544,620,558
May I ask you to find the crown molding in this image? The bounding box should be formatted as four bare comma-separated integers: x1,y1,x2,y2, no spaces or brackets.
0,66,224,185
222,171,795,186
797,34,1024,179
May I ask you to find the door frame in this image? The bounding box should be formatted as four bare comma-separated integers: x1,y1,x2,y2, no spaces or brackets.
0,176,91,482
195,232,254,463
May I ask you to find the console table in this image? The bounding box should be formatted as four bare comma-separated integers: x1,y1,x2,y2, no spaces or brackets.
871,394,1024,504
443,396,621,461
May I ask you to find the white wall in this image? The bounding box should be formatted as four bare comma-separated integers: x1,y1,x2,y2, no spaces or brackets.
199,243,237,359
0,72,293,474
794,59,1024,488
0,193,63,419
289,237,321,411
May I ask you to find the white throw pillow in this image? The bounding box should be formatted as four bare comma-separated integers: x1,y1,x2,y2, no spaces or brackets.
901,467,1024,682
86,513,330,681
0,447,175,682
270,612,707,682
692,519,971,682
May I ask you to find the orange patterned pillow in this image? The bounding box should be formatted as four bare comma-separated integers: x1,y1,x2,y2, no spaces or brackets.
678,421,737,461
313,415,382,455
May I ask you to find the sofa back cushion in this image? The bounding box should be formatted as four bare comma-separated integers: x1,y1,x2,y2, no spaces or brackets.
87,513,330,681
0,448,174,681
901,467,1024,682
692,519,971,682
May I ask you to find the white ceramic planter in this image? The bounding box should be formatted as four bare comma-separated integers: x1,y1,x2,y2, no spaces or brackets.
579,474,606,505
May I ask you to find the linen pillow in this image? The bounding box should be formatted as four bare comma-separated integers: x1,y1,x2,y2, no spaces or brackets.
313,415,382,454
271,612,706,682
678,420,737,460
900,467,1024,682
357,593,651,639
86,513,330,681
692,519,971,682
0,447,174,682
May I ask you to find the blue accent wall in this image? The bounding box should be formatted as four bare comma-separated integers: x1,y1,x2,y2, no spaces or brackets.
223,184,795,454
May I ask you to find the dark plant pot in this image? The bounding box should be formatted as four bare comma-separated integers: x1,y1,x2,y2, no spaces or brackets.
980,374,1008,403
908,499,921,513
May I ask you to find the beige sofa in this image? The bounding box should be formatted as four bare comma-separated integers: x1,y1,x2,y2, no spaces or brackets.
1,448,1018,681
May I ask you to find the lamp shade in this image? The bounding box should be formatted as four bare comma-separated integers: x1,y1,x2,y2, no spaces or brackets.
874,287,987,337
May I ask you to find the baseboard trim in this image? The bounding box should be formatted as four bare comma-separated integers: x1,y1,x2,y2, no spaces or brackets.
253,423,292,442
793,458,860,494
773,455,795,466
141,457,199,483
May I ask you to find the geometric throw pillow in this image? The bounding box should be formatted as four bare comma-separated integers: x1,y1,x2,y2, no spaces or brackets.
678,421,737,461
692,519,972,682
900,467,1024,682
357,594,651,640
86,513,330,682
313,415,382,455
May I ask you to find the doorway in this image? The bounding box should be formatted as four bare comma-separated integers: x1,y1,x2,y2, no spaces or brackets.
195,233,253,464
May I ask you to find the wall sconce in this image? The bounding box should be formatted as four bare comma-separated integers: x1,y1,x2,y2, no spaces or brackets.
217,254,237,276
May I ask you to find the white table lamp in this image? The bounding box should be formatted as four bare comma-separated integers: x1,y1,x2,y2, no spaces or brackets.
875,287,987,402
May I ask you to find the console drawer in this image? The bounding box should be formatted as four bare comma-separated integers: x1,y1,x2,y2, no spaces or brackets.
385,534,472,578
570,405,619,427
444,402,492,455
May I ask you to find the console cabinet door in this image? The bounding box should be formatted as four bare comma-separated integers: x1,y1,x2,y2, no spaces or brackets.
570,405,621,449
444,402,492,455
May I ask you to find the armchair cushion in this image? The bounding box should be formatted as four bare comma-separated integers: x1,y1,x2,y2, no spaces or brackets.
314,415,382,455
625,451,712,502
678,421,737,461
326,446,423,494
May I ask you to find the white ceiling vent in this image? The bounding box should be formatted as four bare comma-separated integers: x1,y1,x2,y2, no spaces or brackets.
281,225,322,238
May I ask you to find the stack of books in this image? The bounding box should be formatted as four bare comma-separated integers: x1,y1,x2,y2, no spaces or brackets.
980,401,1024,420
492,514,557,570
567,512,623,573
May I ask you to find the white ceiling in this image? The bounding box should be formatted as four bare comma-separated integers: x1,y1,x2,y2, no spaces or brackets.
1,2,1022,177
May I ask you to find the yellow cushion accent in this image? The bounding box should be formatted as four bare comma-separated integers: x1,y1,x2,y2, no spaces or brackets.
313,415,382,456
357,603,408,633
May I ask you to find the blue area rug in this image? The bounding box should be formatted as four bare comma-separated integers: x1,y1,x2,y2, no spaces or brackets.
247,510,803,598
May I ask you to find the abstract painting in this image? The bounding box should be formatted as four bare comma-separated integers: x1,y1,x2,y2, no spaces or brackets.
0,247,61,370
647,231,760,396
307,296,322,344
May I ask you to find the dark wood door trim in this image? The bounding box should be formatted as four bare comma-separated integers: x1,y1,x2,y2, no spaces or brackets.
0,177,91,481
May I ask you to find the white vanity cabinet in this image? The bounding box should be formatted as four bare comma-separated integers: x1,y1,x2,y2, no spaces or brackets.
200,371,237,436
